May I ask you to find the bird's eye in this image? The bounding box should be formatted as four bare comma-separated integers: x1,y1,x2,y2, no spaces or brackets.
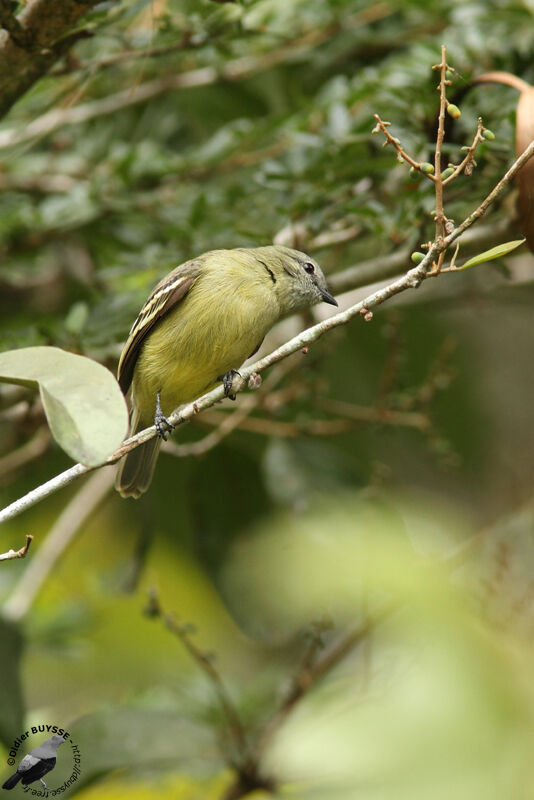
304,262,315,274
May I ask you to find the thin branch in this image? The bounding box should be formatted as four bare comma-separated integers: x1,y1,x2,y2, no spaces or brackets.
442,118,485,187
145,590,249,766
1,137,532,526
2,467,114,621
0,534,33,561
317,398,431,431
256,601,395,757
372,114,435,180
195,401,430,438
444,136,534,248
432,45,448,244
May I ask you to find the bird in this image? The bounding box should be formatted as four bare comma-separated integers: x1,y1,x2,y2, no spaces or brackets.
2,734,66,790
115,245,337,498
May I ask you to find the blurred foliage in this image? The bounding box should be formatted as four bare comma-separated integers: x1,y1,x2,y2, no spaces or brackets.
1,0,534,798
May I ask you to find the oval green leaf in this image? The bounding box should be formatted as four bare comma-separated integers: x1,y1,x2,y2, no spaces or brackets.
457,239,526,270
0,346,128,467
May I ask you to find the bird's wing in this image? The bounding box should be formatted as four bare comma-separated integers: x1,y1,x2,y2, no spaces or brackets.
17,753,39,772
20,757,56,784
117,261,202,395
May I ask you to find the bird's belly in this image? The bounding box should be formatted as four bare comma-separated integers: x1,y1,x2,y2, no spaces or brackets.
133,296,275,420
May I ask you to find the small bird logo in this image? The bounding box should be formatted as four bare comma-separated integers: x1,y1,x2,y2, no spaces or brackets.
2,734,66,791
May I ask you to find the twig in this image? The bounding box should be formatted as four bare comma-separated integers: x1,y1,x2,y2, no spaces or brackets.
372,114,432,177
1,136,532,526
145,590,249,766
0,534,33,561
317,398,431,431
196,402,430,438
2,467,114,621
442,118,485,186
256,601,395,756
432,45,448,246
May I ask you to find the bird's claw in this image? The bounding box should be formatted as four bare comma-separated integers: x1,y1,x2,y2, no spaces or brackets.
154,391,174,441
219,369,241,401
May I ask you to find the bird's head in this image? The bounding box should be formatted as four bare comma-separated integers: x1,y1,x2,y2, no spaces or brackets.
48,735,66,748
257,246,337,312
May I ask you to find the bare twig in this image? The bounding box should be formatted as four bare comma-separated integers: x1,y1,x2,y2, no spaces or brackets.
372,114,433,178
0,534,33,561
2,467,114,621
256,601,395,756
432,45,448,246
145,590,249,766
442,118,485,187
317,398,431,431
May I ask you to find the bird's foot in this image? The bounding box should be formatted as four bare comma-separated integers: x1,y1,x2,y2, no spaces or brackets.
40,779,49,790
219,369,241,401
154,391,174,441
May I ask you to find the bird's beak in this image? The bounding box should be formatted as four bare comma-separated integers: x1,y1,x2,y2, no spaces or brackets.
319,286,338,306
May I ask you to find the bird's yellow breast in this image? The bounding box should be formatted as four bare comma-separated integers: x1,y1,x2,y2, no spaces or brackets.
132,266,280,422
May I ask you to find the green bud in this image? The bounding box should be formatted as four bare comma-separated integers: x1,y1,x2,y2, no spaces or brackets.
447,103,461,119
441,167,455,180
482,128,495,141
409,166,419,178
420,162,435,174
445,70,455,81
411,251,425,264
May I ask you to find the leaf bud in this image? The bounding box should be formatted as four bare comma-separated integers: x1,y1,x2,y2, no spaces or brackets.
447,103,461,119
411,251,425,264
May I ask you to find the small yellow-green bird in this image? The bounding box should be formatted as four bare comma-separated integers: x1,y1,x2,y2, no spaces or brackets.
115,245,337,498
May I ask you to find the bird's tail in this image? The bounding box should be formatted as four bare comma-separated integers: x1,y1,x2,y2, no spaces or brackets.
115,409,161,499
2,772,21,790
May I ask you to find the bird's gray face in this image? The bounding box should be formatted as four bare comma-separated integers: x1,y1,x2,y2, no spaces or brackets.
49,735,66,747
285,249,338,309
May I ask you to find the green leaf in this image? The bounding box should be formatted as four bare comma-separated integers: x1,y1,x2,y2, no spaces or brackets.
0,617,24,747
0,347,128,467
457,239,526,270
